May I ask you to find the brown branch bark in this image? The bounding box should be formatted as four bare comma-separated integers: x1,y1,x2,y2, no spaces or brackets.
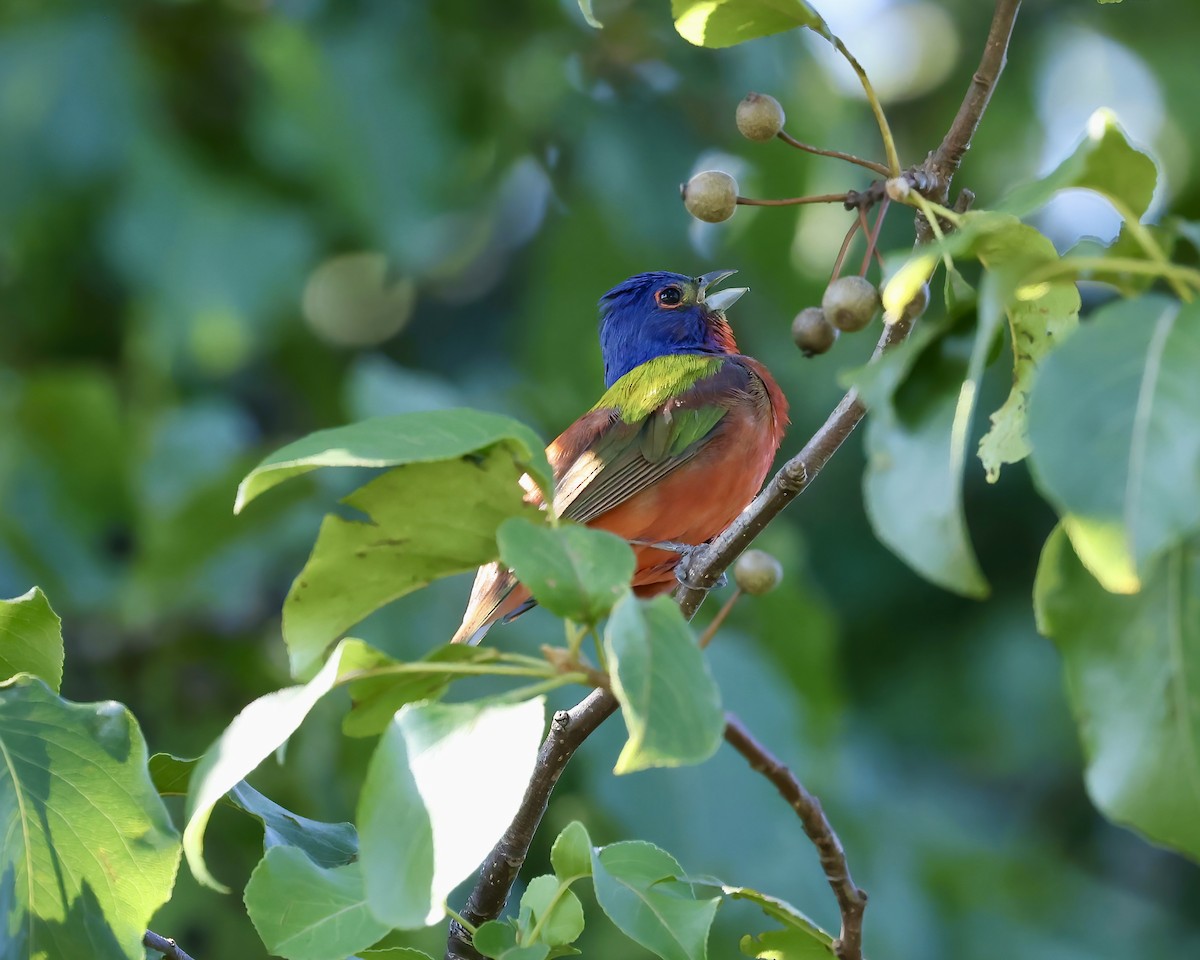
144,930,197,960
724,714,866,960
445,4,1022,958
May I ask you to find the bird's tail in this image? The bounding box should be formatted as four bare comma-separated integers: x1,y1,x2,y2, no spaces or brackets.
450,562,535,644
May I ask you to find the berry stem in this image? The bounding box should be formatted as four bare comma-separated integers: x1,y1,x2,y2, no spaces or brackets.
776,131,890,176
833,37,902,176
737,193,849,207
859,198,890,276
697,588,743,649
830,217,863,283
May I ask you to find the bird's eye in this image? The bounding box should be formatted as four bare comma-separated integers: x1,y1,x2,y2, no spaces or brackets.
656,286,684,307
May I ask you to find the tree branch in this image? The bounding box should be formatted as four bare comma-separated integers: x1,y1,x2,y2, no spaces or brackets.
144,930,197,960
445,4,1023,957
916,0,1020,241
446,689,618,960
724,713,866,960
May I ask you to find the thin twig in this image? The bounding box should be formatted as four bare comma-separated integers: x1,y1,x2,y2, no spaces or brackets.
916,0,1020,241
737,193,849,207
776,131,891,176
830,217,862,283
697,588,742,649
833,37,902,175
724,714,866,960
446,690,618,960
861,198,890,276
144,931,197,960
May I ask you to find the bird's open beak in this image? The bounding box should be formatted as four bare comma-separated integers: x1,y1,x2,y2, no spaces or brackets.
698,269,748,314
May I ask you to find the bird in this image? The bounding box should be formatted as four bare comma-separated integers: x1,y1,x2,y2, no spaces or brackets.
451,269,788,645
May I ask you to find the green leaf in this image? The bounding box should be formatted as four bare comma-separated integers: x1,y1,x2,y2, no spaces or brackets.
518,875,585,947
342,643,505,738
150,753,357,868
235,408,552,513
183,641,351,890
0,676,180,960
358,698,546,928
1001,109,1157,220
852,315,989,599
1034,525,1200,861
591,840,718,960
972,221,1081,482
474,921,550,960
1027,295,1200,592
577,0,602,28
497,518,635,624
603,594,723,774
0,587,63,691
740,928,835,959
245,847,390,960
283,443,546,678
671,0,830,48
550,821,593,881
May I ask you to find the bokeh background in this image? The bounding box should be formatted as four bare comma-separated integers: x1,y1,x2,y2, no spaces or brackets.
3,0,1199,957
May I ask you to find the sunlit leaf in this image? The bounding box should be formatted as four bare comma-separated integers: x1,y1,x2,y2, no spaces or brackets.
0,587,63,691
358,698,546,928
577,0,602,28
0,676,179,960
235,409,552,512
245,847,389,960
183,641,351,890
1027,295,1200,591
473,921,550,960
740,927,834,959
497,518,634,625
283,444,546,678
603,594,723,774
1035,525,1200,861
1000,109,1157,219
672,0,830,48
591,840,718,960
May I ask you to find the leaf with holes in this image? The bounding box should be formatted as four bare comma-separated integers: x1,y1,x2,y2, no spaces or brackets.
1035,525,1200,861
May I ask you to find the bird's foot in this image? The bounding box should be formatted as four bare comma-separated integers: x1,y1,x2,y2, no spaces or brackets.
630,539,727,590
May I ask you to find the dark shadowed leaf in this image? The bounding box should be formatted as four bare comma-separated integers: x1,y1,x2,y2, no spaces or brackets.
0,676,179,960
245,847,390,960
851,316,989,599
1028,295,1200,592
1035,525,1200,861
603,594,723,774
235,409,552,512
591,840,718,960
0,587,63,691
282,444,546,678
498,518,634,624
358,698,545,928
672,0,830,47
473,921,550,960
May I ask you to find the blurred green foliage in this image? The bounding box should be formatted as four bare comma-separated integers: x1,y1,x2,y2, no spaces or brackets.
2,0,1199,957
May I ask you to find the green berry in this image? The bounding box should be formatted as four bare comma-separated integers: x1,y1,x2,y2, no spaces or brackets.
822,275,881,332
734,550,783,595
736,92,785,142
682,170,738,223
791,307,837,357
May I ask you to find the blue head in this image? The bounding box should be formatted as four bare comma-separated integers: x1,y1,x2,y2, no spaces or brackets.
597,270,748,386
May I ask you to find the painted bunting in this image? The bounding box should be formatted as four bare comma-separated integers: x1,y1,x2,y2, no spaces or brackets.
452,269,788,644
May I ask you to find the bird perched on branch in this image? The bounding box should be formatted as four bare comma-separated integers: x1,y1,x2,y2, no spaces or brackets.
452,270,788,645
